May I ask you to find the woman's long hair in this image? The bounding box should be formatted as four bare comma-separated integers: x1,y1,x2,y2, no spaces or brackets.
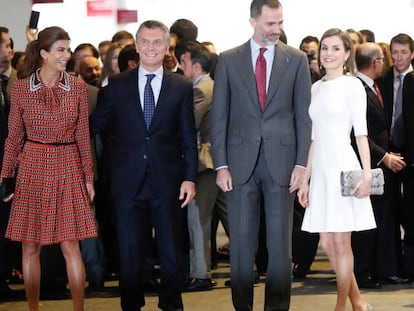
20,26,70,79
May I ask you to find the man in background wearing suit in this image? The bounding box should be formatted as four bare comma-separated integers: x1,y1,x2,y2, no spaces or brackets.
0,26,21,300
90,20,197,311
352,42,406,288
379,33,414,283
178,40,224,292
211,1,311,310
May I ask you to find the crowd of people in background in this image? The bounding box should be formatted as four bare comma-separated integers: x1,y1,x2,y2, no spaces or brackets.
0,0,414,310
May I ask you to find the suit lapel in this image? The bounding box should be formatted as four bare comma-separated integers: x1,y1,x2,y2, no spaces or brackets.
234,42,259,107
266,43,289,108
360,79,383,111
359,78,388,128
125,68,143,120
149,69,172,131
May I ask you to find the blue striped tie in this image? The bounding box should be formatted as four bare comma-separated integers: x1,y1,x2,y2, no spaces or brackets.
391,74,404,148
143,74,156,129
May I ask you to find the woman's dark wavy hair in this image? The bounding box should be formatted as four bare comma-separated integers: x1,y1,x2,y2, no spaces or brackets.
20,26,70,78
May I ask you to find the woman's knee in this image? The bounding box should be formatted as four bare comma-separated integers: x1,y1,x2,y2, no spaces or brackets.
22,242,41,258
60,240,81,259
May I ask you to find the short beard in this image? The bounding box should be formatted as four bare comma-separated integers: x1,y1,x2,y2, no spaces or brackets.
258,33,278,46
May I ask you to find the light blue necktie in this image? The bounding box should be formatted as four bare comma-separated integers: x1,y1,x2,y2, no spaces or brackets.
143,74,156,130
391,74,404,148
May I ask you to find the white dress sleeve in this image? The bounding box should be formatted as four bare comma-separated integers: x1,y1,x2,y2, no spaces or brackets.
348,77,368,136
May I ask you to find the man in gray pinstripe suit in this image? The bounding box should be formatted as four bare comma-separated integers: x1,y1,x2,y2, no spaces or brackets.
211,1,311,310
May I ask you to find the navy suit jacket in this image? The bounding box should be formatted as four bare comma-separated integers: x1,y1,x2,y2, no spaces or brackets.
379,68,414,165
90,67,197,198
357,78,390,167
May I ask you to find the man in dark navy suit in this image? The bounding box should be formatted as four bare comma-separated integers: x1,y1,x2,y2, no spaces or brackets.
90,20,197,311
379,33,414,284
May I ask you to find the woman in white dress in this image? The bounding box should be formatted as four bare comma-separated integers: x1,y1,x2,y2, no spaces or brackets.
298,28,376,311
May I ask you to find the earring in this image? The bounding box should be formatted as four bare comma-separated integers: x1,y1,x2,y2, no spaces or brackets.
343,63,347,72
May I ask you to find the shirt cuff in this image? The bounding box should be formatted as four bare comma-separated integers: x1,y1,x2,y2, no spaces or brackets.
215,165,228,171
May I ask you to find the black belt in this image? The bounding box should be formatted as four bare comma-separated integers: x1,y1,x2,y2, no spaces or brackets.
26,139,76,146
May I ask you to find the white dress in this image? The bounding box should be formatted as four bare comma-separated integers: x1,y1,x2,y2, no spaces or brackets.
301,75,377,233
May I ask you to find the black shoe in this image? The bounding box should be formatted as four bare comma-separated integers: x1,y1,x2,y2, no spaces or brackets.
182,278,213,292
292,264,309,280
40,290,69,300
87,280,105,291
224,273,260,287
357,277,382,289
143,278,160,293
0,283,24,300
381,276,410,285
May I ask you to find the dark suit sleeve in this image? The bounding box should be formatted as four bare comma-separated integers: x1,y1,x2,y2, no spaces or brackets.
293,53,312,167
368,138,387,166
211,54,230,169
403,73,414,165
179,83,198,183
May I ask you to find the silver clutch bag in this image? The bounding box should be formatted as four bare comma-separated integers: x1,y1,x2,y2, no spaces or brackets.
340,168,384,196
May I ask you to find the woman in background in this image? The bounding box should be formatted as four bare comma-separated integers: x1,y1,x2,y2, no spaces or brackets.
99,42,122,87
1,26,96,311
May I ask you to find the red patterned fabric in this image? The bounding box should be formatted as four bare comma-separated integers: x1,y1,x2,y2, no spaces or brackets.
1,70,97,245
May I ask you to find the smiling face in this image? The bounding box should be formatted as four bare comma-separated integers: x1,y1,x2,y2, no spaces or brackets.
136,26,168,72
250,5,283,46
40,39,71,73
319,35,350,75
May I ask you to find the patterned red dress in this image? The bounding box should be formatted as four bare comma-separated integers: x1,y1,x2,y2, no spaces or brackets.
1,70,97,245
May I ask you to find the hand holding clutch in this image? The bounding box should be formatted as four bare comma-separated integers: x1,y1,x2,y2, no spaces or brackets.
340,168,384,197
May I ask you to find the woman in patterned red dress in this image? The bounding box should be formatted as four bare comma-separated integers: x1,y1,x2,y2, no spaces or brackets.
0,26,97,311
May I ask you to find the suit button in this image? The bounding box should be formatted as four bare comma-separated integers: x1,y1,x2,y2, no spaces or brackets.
145,136,150,141
143,155,147,159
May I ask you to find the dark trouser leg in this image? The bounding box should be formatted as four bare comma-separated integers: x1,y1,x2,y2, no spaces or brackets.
292,199,319,276
402,167,414,277
113,197,148,311
150,197,184,311
227,183,261,311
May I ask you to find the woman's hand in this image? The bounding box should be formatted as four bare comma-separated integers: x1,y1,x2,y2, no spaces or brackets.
352,172,372,198
297,182,310,208
86,182,95,203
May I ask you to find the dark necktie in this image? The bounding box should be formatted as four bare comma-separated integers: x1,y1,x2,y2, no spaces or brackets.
373,82,383,107
391,74,404,148
143,74,156,130
255,47,267,112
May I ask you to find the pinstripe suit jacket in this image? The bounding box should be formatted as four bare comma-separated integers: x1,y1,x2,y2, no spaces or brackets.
211,40,311,185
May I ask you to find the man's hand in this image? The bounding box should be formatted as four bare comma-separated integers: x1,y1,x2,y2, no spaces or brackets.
1,178,16,203
384,152,406,173
179,181,196,208
216,168,233,192
289,166,305,193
